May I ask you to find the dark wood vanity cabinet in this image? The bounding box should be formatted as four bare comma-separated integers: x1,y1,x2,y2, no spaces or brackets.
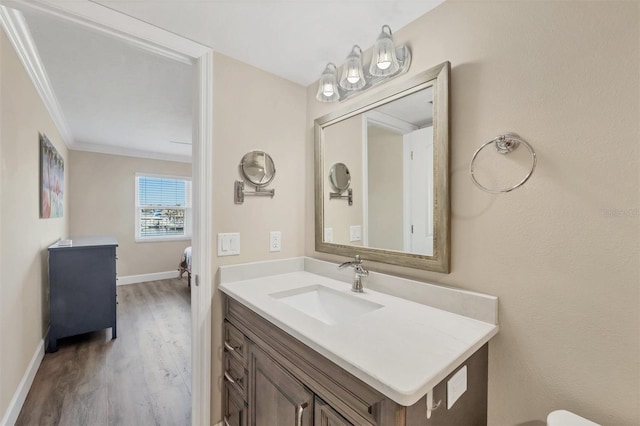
223,296,489,426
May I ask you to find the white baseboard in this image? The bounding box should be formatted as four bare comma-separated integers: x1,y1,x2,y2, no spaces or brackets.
0,339,45,426
116,270,181,286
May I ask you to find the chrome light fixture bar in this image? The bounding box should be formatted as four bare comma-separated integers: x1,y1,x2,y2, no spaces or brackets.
316,25,411,103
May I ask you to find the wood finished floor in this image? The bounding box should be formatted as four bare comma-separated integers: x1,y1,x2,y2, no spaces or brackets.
17,278,191,426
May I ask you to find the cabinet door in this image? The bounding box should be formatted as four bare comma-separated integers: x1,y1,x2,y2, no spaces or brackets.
248,343,313,426
314,397,353,426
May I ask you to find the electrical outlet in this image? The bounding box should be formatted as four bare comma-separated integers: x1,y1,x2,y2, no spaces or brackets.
269,231,282,252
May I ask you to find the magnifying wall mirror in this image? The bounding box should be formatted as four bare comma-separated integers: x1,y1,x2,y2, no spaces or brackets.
315,62,450,272
234,150,276,204
329,163,351,192
240,150,276,187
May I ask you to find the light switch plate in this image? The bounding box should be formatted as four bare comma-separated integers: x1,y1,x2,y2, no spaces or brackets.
324,228,333,243
349,225,362,242
218,233,240,256
447,365,467,409
269,231,281,252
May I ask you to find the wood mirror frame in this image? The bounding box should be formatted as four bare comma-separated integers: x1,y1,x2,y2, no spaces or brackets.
314,61,450,272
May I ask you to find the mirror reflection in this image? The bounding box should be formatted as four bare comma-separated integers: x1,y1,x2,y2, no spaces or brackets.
322,87,434,255
329,163,351,192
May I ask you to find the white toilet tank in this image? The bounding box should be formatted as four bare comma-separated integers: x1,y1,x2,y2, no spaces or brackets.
547,410,601,426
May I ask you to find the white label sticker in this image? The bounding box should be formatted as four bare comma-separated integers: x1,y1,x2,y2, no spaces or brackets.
447,365,467,409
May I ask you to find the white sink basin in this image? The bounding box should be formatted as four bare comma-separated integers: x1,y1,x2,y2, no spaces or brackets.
270,285,383,325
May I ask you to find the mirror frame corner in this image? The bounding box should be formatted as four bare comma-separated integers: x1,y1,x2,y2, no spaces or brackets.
314,61,451,273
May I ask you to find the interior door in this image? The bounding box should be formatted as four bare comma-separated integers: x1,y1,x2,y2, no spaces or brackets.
404,126,434,255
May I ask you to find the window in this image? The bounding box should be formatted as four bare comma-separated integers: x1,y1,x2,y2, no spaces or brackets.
135,174,192,241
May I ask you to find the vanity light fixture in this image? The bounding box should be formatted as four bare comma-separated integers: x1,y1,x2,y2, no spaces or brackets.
370,25,400,76
315,24,411,103
339,46,366,91
316,63,340,103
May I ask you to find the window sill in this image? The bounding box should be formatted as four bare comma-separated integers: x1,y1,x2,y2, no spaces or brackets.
135,236,192,243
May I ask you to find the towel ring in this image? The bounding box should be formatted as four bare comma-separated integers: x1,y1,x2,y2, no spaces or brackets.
470,133,536,194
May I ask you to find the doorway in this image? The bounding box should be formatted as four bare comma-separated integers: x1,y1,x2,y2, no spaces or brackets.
0,2,213,425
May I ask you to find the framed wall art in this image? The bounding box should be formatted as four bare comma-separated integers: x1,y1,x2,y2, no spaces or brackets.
40,133,64,218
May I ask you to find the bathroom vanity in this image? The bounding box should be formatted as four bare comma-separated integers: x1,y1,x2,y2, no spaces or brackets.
219,258,498,425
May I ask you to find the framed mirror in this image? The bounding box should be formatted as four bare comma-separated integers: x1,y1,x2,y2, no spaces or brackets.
315,62,450,272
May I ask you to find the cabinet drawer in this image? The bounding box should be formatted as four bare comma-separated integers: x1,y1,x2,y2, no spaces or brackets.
224,320,248,365
223,381,248,426
224,352,247,399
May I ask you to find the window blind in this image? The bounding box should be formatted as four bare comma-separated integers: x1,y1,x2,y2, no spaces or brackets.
138,177,188,207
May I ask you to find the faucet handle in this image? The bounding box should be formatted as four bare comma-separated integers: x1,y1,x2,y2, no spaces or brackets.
338,259,353,269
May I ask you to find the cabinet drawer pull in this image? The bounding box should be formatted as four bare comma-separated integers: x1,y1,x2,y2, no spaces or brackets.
223,371,237,384
223,416,231,426
296,402,308,426
224,341,239,352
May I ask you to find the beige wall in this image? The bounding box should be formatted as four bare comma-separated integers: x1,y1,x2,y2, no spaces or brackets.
306,1,639,425
0,30,69,418
68,150,191,276
367,125,404,251
323,114,363,246
210,53,307,422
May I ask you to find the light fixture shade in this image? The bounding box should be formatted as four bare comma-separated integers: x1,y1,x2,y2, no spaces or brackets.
369,25,400,77
316,63,340,102
339,45,366,91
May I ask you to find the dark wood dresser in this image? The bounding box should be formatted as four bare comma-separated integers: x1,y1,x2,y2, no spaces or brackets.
47,236,118,352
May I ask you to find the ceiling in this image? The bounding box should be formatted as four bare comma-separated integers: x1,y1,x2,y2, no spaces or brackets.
94,0,445,86
15,0,445,161
375,86,433,128
21,9,194,161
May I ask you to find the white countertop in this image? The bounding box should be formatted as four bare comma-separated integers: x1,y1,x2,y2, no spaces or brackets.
219,269,498,406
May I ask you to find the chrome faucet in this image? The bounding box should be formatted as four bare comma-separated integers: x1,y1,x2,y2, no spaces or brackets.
338,255,369,293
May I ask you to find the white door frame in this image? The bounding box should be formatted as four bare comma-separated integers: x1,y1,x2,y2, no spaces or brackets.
0,2,214,425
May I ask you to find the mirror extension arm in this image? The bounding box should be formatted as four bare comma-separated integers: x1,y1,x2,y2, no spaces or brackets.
329,188,353,206
234,181,275,204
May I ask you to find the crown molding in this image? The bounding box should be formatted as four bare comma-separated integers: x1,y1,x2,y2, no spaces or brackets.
1,1,199,163
71,141,192,164
2,0,209,65
0,5,75,147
